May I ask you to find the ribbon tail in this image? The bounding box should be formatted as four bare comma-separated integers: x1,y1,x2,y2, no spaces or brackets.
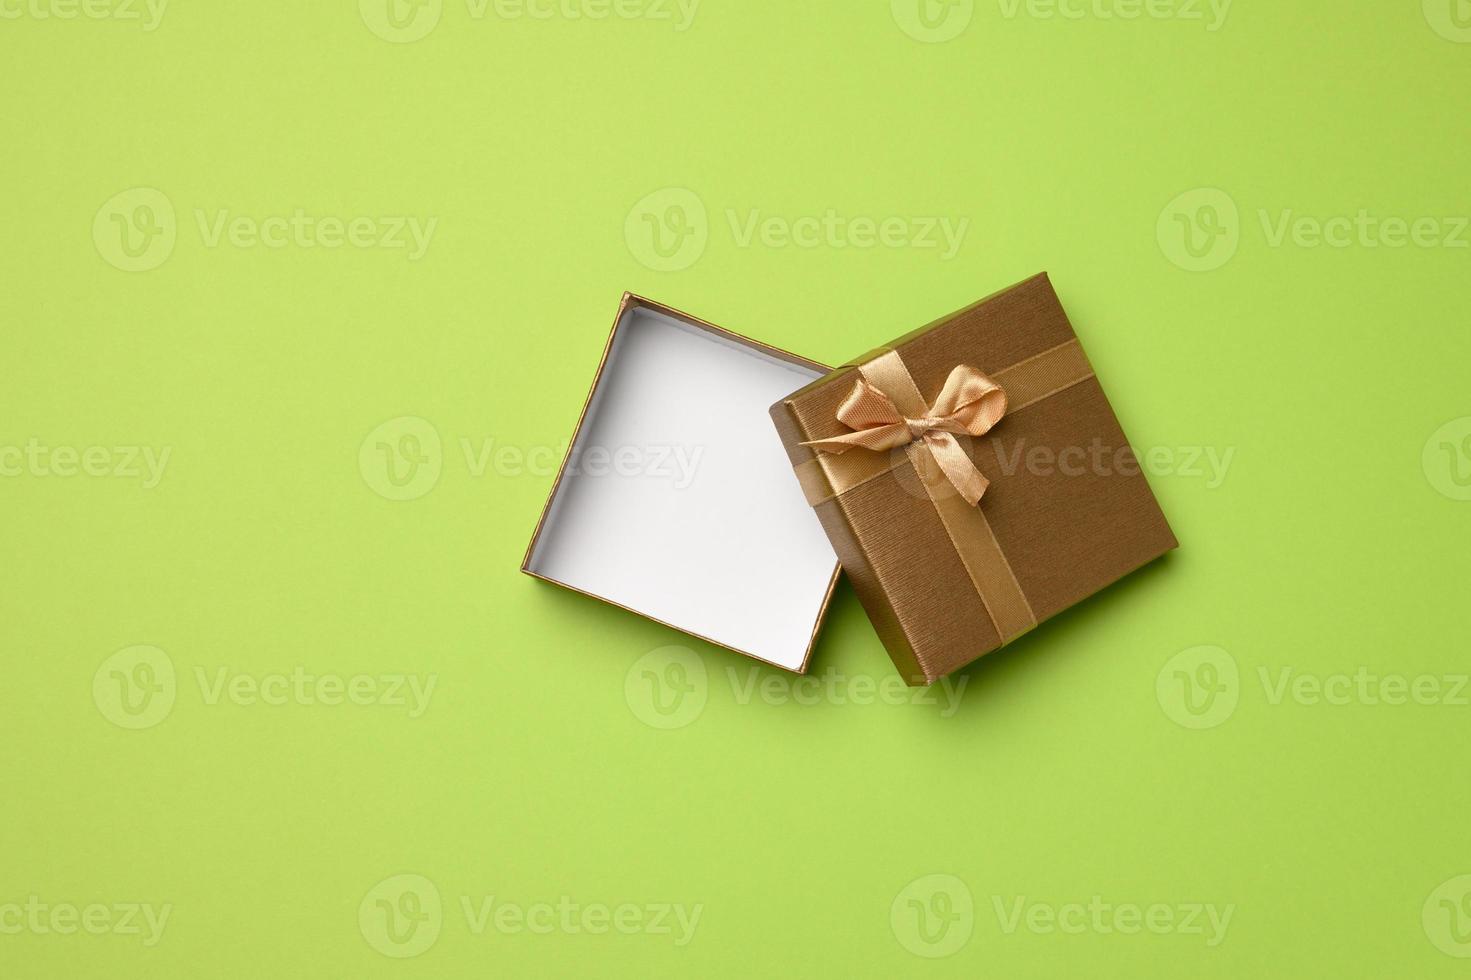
801,421,913,454
924,432,989,507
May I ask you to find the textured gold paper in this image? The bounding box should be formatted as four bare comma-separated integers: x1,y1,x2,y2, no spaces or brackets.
770,274,1178,685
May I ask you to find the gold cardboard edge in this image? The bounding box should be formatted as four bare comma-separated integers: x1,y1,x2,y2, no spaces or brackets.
520,292,842,676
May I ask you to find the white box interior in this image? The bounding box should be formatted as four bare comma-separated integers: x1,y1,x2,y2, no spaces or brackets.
525,304,838,671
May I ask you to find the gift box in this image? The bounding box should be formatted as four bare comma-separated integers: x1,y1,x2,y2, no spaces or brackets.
769,273,1177,685
522,294,841,673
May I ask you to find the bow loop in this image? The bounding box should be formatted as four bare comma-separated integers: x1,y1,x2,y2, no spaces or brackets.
930,364,1007,436
800,364,1007,507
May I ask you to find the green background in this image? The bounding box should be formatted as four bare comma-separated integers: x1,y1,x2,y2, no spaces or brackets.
3,0,1470,975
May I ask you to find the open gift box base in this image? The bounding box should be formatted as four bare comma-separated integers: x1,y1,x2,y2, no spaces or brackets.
522,295,841,673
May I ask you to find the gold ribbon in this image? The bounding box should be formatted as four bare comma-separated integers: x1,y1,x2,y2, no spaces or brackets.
801,361,1005,507
794,339,1096,645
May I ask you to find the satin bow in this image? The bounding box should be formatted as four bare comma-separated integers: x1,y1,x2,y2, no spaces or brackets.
800,365,1006,507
